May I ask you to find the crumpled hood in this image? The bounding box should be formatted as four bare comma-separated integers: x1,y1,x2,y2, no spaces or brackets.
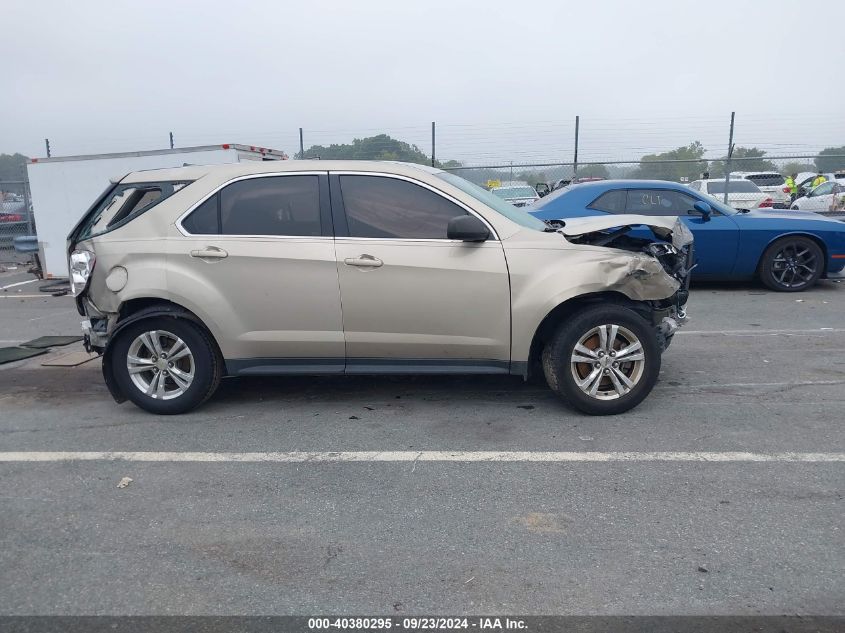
556,214,694,249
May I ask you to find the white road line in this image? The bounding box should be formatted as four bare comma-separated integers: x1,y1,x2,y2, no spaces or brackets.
0,451,842,463
0,279,37,290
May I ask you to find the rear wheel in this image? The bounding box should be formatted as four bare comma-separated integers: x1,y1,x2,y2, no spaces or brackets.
111,317,222,414
758,236,823,292
542,305,661,415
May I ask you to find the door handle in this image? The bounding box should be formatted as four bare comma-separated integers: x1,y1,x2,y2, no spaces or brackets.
190,247,228,259
344,254,383,268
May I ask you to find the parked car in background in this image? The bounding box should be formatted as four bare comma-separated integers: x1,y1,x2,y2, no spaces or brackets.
729,172,790,208
68,161,692,416
790,180,845,213
0,194,30,249
796,172,843,198
529,179,845,292
689,178,773,209
553,178,571,190
489,184,540,207
534,182,551,197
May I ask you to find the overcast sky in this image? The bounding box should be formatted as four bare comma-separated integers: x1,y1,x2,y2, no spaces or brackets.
3,0,843,164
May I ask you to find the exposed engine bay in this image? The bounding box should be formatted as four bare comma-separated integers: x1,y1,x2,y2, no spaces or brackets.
547,214,696,349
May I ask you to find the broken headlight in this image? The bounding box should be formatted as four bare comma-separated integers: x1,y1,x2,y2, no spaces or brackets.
69,250,96,297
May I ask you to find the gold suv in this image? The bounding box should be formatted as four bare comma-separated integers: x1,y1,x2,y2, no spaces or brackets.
68,161,692,415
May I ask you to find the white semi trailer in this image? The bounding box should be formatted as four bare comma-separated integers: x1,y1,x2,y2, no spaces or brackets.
26,144,286,278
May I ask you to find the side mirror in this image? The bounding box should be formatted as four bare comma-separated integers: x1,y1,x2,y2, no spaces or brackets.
688,200,712,221
447,215,490,242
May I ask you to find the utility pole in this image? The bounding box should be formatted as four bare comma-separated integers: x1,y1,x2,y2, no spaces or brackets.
723,111,735,205
572,115,580,181
44,138,51,158
169,131,174,149
431,121,436,167
299,128,304,158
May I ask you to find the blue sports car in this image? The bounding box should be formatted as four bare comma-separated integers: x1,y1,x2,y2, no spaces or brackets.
530,180,845,292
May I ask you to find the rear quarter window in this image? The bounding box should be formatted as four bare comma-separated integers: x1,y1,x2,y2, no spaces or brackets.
77,181,190,240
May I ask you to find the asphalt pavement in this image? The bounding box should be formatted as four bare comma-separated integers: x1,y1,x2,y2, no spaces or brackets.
0,269,843,615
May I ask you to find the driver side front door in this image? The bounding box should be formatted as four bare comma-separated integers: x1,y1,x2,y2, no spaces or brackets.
330,173,512,373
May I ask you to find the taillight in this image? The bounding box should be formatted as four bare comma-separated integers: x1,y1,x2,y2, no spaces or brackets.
782,187,790,193
69,250,96,296
759,198,774,208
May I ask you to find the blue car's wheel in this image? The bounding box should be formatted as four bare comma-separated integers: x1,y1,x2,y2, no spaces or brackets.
758,236,823,292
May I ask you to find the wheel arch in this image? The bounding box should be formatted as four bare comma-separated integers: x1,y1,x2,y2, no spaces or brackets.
757,232,830,277
524,291,652,379
102,298,224,403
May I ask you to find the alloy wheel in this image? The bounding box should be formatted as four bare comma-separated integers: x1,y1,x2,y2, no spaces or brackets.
126,330,195,400
570,324,645,400
771,241,818,289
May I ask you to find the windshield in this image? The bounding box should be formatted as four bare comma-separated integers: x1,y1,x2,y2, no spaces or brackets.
436,172,548,231
707,180,761,194
492,186,537,199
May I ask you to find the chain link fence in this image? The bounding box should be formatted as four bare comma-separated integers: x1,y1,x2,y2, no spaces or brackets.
0,180,36,264
443,154,845,214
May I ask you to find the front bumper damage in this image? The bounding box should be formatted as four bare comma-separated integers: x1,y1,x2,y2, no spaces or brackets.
555,214,695,350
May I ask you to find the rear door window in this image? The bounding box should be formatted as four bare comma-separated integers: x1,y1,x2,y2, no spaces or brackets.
220,176,321,236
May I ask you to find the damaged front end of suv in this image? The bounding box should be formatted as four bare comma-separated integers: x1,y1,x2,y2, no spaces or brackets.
550,214,694,350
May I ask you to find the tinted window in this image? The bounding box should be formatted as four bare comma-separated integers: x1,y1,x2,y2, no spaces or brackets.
588,190,627,213
182,196,219,234
219,176,321,236
625,189,699,216
706,180,761,194
340,175,468,239
746,174,785,186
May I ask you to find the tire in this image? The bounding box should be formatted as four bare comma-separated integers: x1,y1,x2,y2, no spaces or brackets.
542,305,661,415
758,236,823,292
110,317,222,414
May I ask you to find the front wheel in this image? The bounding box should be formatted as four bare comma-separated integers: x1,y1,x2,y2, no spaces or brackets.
110,317,222,414
758,236,823,292
542,305,661,415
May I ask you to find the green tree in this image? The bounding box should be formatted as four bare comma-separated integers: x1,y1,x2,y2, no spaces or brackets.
709,147,776,178
298,134,458,168
577,163,610,179
0,153,29,192
517,170,551,186
633,142,707,182
781,161,816,176
815,146,845,173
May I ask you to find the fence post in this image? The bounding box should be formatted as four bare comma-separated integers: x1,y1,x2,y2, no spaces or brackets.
431,121,436,167
44,139,51,158
25,184,33,235
573,116,580,180
723,111,735,204
299,128,304,158
169,131,174,149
